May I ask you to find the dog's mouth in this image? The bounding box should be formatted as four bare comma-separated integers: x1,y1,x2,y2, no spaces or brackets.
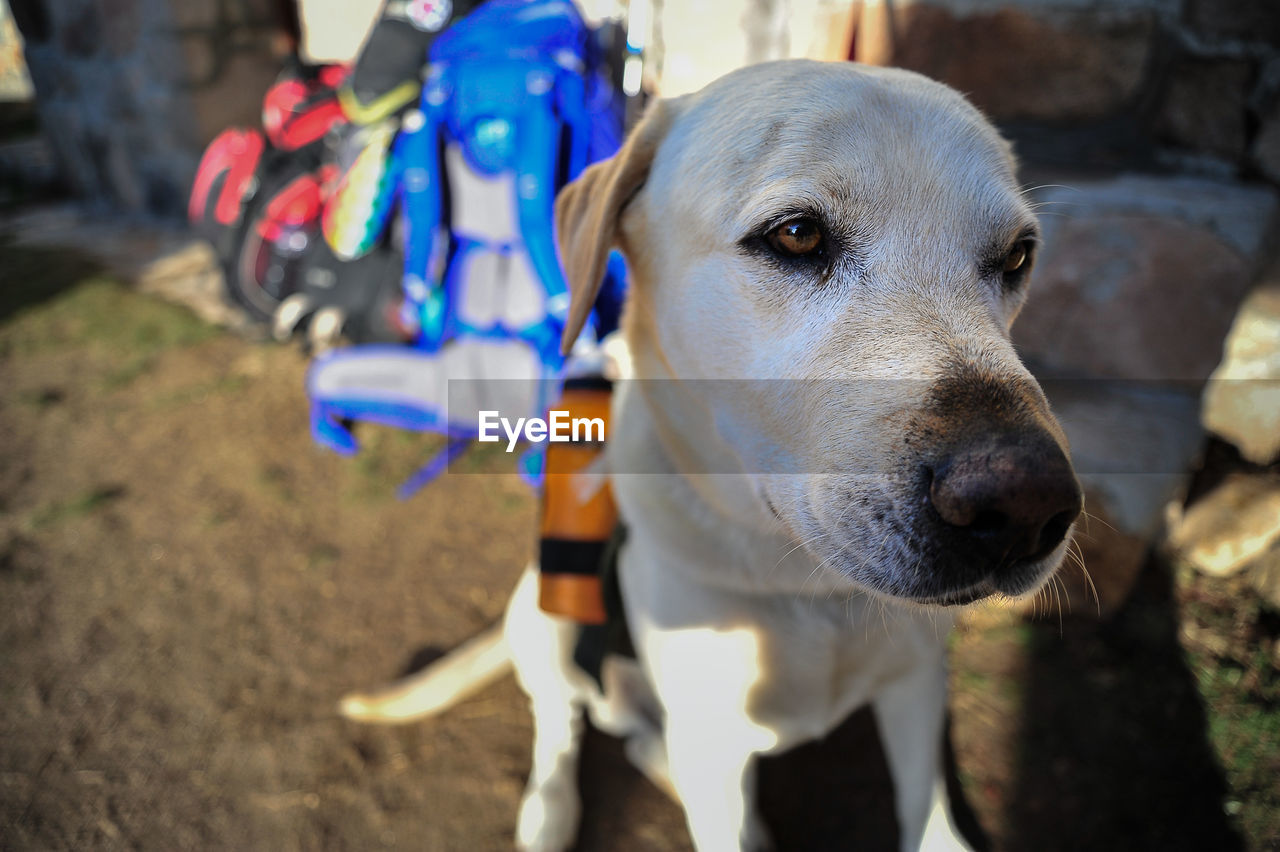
900,554,1059,607
911,583,995,607
762,428,1079,607
794,497,1072,609
849,553,1064,608
800,434,1078,607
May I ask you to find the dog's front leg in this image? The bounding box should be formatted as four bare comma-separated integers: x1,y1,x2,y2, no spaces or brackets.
515,698,585,852
666,716,770,852
645,626,778,851
506,568,591,852
871,658,971,852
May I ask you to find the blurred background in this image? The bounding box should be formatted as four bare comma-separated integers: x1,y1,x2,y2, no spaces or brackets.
1,0,1278,849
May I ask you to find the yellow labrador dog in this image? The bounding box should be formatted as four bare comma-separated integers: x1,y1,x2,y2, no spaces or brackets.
343,59,1082,851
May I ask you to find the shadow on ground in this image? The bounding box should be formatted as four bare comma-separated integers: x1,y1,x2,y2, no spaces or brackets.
574,553,1245,852
1008,557,1243,850
0,236,102,323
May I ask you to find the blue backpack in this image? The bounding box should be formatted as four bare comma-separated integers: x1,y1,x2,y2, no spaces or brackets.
307,0,629,495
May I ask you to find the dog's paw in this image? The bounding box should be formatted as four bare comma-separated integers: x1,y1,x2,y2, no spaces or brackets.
515,780,580,852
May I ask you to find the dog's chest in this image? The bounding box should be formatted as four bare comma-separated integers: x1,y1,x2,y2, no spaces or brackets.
730,594,950,750
618,529,951,751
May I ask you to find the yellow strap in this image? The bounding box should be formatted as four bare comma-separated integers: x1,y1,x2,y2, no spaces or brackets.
338,81,421,125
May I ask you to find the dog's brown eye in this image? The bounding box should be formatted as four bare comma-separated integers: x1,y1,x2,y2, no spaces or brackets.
1003,241,1030,274
767,219,823,256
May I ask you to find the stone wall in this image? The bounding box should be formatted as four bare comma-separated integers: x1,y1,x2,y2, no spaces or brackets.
8,0,632,213
648,0,1280,185
9,0,291,215
11,0,1280,206
852,0,1280,184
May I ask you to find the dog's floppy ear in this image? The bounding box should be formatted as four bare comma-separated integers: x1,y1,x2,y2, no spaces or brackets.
556,99,679,354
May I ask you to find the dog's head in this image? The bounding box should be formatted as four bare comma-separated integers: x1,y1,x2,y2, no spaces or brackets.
556,60,1082,606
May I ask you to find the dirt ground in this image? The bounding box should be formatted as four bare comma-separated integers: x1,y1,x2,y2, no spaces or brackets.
1,236,1277,850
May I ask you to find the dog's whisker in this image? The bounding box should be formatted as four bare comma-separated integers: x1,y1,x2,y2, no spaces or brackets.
1063,538,1081,567
790,495,879,601
775,536,815,569
1074,551,1102,618
1020,183,1081,195
794,518,858,603
1051,573,1066,635
1037,581,1054,620
800,560,829,607
774,530,833,588
775,524,833,572
1079,507,1117,535
1024,202,1079,213
1060,538,1100,618
855,591,872,645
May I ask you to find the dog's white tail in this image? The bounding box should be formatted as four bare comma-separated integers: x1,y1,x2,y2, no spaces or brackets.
338,625,512,724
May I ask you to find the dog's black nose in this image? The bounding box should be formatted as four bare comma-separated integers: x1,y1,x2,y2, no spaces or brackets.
928,434,1082,566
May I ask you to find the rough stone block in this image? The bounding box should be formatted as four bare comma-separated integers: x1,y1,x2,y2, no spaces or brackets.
1156,59,1252,161
1186,0,1280,46
38,100,98,196
21,43,76,99
12,0,288,215
56,2,100,58
104,127,147,211
136,240,254,332
1252,108,1280,185
1042,379,1203,537
874,3,1155,121
100,0,139,58
1028,174,1277,258
1019,217,1251,381
180,33,219,88
1249,545,1280,612
1166,473,1280,577
1014,175,1278,381
1202,273,1280,464
166,3,218,29
0,137,59,193
188,51,280,146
